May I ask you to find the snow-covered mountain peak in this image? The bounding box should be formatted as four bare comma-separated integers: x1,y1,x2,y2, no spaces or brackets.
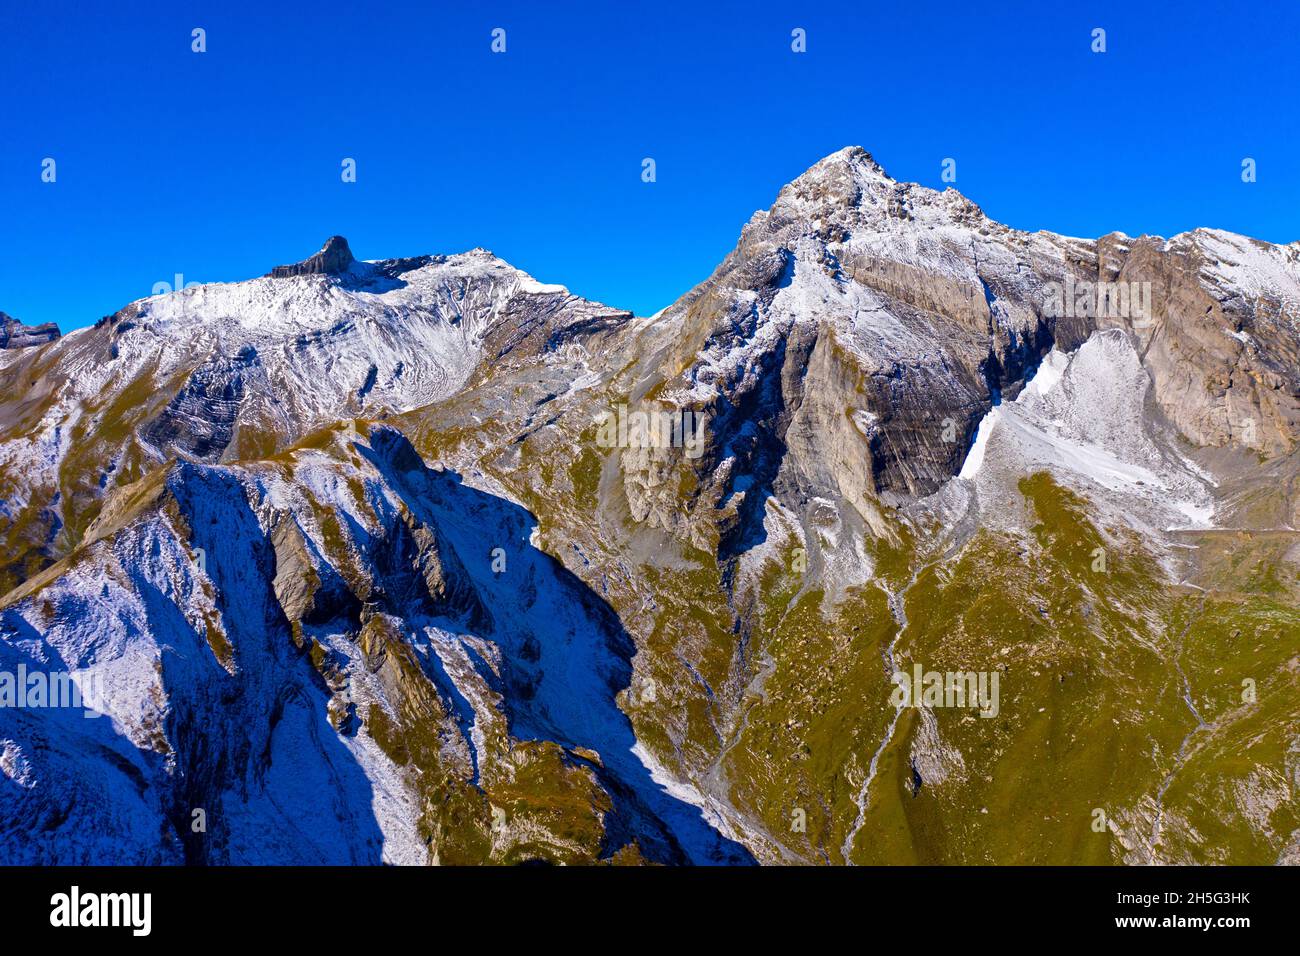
767,146,1001,243
795,144,894,183
3,153,1300,868
0,241,631,511
771,145,896,219
126,244,580,341
611,147,1298,565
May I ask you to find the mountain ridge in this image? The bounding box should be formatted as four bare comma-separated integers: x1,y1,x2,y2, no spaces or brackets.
1,147,1297,865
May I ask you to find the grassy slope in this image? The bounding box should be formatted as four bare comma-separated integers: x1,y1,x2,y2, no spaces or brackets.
440,344,1300,865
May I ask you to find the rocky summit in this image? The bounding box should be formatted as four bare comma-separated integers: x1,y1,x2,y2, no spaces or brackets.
0,312,60,350
0,148,1296,865
268,235,356,278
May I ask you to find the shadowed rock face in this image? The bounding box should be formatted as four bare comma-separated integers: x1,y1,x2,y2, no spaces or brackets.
0,312,60,349
268,236,356,278
0,426,755,865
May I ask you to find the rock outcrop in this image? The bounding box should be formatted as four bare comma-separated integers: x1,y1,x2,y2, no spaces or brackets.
1095,230,1300,457
0,312,60,349
268,235,356,278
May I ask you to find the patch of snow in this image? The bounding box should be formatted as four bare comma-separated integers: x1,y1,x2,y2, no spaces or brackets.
1019,348,1068,400
958,407,1000,480
517,277,568,295
953,330,1218,533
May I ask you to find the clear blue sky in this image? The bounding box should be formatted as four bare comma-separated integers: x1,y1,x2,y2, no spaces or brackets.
2,1,1296,330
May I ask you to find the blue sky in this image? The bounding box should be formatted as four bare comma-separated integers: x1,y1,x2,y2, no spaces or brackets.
1,1,1296,330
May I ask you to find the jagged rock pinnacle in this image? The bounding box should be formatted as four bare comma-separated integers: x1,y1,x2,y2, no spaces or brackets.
268,236,356,278
0,311,61,349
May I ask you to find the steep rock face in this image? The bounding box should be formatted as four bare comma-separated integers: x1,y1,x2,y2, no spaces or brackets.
1095,230,1300,456
613,147,1090,556
608,148,1299,561
268,236,356,278
0,312,60,350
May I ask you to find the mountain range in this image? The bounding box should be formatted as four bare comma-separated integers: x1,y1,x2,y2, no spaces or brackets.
1,147,1296,864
